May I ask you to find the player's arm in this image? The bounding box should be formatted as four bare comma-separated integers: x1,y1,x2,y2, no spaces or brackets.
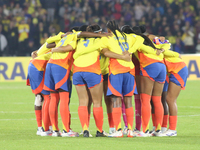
46,32,65,44
51,41,76,53
163,49,180,57
46,42,56,48
129,36,144,53
31,50,38,59
101,48,131,62
138,44,164,56
51,45,74,53
78,32,111,38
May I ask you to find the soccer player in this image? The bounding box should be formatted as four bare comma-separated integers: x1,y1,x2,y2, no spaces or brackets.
152,40,188,136
27,34,61,136
72,24,131,137
45,26,112,137
100,20,146,138
121,25,163,135
44,30,80,137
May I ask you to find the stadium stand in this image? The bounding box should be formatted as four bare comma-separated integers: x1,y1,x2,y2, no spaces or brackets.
0,0,200,56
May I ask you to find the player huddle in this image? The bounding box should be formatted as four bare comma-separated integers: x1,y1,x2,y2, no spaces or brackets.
27,20,188,138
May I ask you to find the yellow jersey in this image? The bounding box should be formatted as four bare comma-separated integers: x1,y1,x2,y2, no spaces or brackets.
101,30,144,75
73,37,102,74
48,32,80,69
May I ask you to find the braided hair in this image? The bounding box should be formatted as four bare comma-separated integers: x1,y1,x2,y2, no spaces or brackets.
86,24,102,33
121,25,156,49
69,26,80,32
106,20,127,44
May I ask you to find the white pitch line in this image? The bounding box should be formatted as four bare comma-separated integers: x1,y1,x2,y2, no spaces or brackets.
0,111,79,114
0,102,79,105
0,117,95,121
178,106,200,109
0,114,200,121
178,114,200,117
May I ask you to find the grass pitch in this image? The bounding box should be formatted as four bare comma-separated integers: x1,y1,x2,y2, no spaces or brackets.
0,81,200,150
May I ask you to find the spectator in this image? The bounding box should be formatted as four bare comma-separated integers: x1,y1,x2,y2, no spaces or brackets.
40,32,48,45
196,39,200,53
0,24,8,56
134,2,145,21
27,40,37,56
155,2,164,15
174,38,185,54
18,20,29,56
7,21,18,56
12,3,22,16
182,29,195,53
45,0,57,22
0,0,200,55
3,4,9,16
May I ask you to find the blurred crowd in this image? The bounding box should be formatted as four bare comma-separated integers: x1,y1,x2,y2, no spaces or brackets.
0,0,200,56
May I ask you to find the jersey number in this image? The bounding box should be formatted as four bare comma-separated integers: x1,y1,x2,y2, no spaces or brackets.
60,37,67,46
83,39,90,47
119,42,129,52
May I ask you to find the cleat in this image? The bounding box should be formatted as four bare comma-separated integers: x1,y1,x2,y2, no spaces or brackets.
149,126,155,134
136,131,152,137
123,126,128,135
80,130,92,137
161,127,167,133
96,130,108,137
152,130,163,137
69,129,79,137
49,126,53,132
163,129,177,137
40,127,52,136
108,130,123,138
52,130,61,137
83,130,89,137
36,127,42,136
61,130,79,137
109,128,116,134
127,129,136,138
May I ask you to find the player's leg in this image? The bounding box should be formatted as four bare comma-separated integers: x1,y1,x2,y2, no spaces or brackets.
87,88,92,128
133,56,142,132
121,97,128,135
122,73,135,137
103,75,115,134
161,91,168,133
73,72,90,137
140,75,154,135
151,63,166,136
41,92,51,136
164,81,181,136
44,63,60,136
151,81,164,136
164,66,188,136
28,63,45,135
34,94,43,135
76,85,89,137
85,72,105,137
106,73,123,137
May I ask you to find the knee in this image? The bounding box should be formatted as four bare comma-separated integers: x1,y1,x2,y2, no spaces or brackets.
35,94,43,107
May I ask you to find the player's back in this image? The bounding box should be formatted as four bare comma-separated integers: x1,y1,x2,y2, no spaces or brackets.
74,37,101,67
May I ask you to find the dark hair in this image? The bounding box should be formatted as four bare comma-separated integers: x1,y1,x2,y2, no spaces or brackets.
79,25,88,31
139,25,146,33
132,26,142,34
69,26,80,32
86,24,102,33
122,25,156,49
106,20,127,44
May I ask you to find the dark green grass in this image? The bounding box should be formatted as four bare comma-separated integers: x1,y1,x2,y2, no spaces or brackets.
0,81,200,150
